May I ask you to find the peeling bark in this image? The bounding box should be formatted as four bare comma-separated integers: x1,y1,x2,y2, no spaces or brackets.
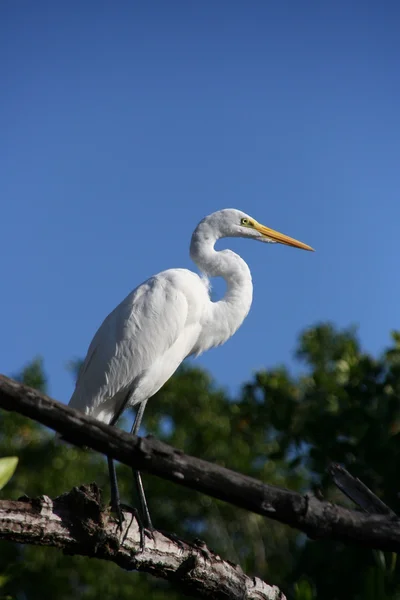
0,484,284,600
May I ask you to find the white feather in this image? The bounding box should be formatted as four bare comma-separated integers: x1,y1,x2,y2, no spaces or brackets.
68,208,310,425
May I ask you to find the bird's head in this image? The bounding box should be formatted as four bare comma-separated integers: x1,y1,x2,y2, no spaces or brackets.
203,208,314,251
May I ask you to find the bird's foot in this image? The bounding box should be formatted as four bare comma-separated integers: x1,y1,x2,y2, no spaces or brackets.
110,501,125,531
112,502,155,550
135,520,155,551
139,517,156,551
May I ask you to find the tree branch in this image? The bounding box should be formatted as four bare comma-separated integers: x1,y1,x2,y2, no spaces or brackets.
1,374,400,554
0,483,282,600
328,463,397,517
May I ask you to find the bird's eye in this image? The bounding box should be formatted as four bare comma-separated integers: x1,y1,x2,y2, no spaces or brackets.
241,218,249,225
241,218,254,227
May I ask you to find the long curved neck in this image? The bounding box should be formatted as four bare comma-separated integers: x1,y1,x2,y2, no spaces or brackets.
190,221,253,350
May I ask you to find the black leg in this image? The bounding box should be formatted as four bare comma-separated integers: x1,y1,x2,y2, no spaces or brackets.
131,400,153,530
108,456,124,528
108,455,120,511
131,400,147,437
107,396,130,528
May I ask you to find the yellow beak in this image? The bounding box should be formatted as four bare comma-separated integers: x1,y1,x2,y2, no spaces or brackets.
254,221,314,251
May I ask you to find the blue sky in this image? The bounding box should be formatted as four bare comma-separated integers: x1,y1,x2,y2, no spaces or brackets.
1,1,400,403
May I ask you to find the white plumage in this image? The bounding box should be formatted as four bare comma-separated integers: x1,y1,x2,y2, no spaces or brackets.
68,208,313,530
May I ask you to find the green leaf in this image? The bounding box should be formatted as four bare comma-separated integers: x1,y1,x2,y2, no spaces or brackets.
294,578,315,600
0,457,19,490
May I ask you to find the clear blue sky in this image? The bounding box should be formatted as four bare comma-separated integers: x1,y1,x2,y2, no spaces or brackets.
1,1,400,403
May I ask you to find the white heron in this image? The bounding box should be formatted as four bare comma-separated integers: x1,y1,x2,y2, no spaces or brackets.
68,208,313,531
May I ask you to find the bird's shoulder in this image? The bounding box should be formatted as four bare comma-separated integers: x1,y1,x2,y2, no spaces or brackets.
71,268,208,403
116,268,207,320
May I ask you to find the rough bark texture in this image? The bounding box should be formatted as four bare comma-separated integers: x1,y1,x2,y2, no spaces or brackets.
0,484,284,600
1,374,400,554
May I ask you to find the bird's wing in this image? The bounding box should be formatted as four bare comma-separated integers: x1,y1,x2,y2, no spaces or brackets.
69,271,192,417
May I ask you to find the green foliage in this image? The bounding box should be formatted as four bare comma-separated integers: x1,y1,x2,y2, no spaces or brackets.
14,357,47,393
294,578,316,600
1,323,400,598
0,458,18,491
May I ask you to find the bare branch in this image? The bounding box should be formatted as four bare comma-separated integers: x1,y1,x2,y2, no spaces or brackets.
329,463,397,517
1,374,400,554
0,483,283,600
